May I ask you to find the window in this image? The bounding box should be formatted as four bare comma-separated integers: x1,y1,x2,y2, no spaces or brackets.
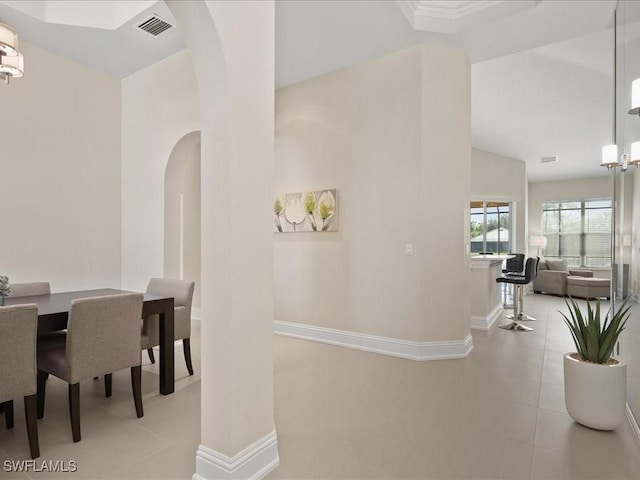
541,199,611,267
470,201,511,255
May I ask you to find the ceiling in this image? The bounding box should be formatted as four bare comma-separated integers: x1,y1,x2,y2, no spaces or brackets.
1,0,637,182
0,0,186,77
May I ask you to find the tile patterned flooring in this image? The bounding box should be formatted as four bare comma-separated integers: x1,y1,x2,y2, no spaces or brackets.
1,295,639,479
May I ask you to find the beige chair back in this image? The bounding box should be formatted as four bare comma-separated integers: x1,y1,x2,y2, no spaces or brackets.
0,304,38,403
66,293,143,384
9,282,51,297
143,278,195,345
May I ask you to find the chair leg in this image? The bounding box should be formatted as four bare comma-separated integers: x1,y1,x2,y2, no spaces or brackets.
105,374,112,398
68,383,81,442
24,395,40,459
3,400,14,429
147,348,155,364
36,370,49,419
183,338,194,376
131,366,144,418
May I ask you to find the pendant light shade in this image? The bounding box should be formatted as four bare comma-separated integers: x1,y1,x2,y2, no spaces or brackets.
0,23,18,56
602,144,619,169
629,141,640,168
630,78,640,115
0,52,23,79
0,22,24,84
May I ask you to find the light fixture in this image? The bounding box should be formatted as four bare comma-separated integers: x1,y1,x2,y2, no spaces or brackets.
0,52,23,79
630,141,640,166
601,8,620,170
529,235,547,257
630,78,640,116
602,144,619,169
0,22,23,84
0,23,18,55
628,77,640,168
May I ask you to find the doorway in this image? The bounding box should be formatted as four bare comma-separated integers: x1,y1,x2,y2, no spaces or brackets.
164,131,201,309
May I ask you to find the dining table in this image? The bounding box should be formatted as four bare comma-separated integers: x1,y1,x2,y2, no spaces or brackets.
4,288,176,395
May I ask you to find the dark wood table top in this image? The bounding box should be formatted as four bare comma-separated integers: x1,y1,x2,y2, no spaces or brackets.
4,288,170,315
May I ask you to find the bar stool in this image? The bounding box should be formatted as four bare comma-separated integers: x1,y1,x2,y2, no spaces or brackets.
501,253,525,307
496,257,539,331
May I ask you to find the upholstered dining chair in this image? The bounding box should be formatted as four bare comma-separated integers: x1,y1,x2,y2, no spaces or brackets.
9,282,66,351
0,304,40,459
36,293,144,443
142,278,196,375
9,282,51,297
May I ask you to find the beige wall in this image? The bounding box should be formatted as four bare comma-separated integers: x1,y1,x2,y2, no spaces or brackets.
275,45,471,343
471,148,527,254
121,49,200,295
0,41,121,291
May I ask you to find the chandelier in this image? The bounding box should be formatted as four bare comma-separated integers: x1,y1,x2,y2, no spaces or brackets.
0,22,24,84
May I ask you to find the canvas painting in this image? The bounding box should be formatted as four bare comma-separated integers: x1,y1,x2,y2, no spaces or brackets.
274,189,338,233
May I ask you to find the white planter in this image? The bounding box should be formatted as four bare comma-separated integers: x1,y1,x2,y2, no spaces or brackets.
563,353,627,430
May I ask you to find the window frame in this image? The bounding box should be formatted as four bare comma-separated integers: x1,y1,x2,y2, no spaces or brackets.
541,198,612,268
470,201,512,255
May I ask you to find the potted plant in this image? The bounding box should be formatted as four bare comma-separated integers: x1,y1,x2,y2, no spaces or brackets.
560,297,630,430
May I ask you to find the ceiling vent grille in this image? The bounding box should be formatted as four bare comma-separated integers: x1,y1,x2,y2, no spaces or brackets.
541,155,559,164
136,15,174,37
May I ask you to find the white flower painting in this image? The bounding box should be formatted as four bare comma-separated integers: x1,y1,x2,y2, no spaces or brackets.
274,189,338,233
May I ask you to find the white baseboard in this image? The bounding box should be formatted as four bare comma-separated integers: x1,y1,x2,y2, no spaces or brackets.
274,321,473,361
192,308,202,321
627,403,640,447
193,430,279,480
471,306,502,331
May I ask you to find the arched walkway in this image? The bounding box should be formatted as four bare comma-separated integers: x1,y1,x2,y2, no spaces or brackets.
164,131,201,309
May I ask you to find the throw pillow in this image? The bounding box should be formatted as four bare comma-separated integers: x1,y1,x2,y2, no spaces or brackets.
546,259,568,271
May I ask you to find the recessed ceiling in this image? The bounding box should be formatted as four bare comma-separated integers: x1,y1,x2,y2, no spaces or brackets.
2,0,157,30
397,0,540,34
0,0,186,78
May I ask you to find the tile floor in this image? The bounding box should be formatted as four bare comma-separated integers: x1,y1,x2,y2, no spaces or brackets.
1,295,639,479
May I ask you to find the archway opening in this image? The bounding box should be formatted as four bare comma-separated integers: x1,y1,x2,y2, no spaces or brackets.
164,130,202,310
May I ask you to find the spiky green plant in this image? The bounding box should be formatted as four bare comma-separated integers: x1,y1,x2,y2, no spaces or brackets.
560,297,630,364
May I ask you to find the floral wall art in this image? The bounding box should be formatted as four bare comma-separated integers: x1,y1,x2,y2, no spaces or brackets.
274,189,338,233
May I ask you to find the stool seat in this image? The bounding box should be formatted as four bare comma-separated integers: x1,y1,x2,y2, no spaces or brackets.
566,276,610,299
496,275,530,285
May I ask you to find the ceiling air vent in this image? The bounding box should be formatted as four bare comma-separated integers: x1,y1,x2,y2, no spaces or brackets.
136,14,175,37
541,155,558,164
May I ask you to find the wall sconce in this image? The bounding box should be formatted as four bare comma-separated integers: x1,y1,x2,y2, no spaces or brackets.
0,22,24,84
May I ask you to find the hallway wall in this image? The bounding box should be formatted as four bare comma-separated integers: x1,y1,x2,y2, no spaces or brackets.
275,45,471,345
121,49,200,295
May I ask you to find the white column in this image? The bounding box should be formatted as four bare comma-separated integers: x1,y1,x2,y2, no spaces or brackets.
167,1,277,478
